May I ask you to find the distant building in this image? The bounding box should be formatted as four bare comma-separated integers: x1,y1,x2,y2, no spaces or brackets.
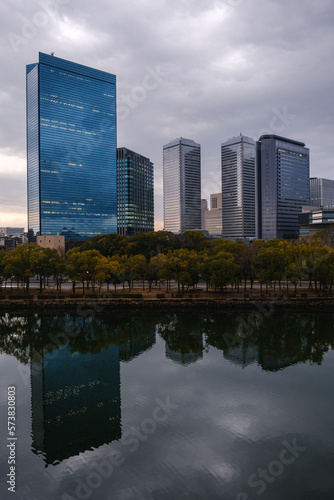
22,233,29,244
37,235,65,257
258,135,310,240
201,199,208,230
310,177,334,208
117,147,154,237
221,134,257,239
163,137,201,233
26,52,117,241
0,227,24,238
0,237,22,251
299,207,334,244
205,193,222,236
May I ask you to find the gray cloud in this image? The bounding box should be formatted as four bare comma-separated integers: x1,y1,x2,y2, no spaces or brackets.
1,0,334,228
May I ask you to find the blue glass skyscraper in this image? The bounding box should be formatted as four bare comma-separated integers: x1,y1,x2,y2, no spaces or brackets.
26,52,117,240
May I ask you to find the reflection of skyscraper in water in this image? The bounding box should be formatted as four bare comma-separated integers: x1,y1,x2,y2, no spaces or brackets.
259,353,300,372
165,345,203,365
119,331,156,362
223,339,308,371
30,316,157,466
223,343,259,369
31,345,121,466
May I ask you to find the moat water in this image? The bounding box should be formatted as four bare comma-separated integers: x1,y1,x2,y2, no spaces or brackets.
0,309,334,499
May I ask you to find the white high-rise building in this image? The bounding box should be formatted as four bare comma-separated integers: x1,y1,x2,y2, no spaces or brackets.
163,137,201,233
221,134,257,239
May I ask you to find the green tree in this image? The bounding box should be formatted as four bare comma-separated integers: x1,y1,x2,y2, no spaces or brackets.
208,252,239,292
66,249,83,293
160,249,201,293
3,243,39,292
76,233,135,257
182,230,209,252
96,255,123,291
32,247,64,293
121,254,147,291
0,251,9,292
237,244,258,290
144,254,167,291
254,240,289,290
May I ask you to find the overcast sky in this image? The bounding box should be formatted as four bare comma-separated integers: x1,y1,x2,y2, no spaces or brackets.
1,0,334,231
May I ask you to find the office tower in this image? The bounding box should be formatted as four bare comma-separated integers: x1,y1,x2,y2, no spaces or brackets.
310,177,334,208
205,193,222,236
117,147,154,236
299,207,334,243
0,227,24,238
201,199,208,230
163,137,201,233
258,135,310,240
221,134,257,239
26,52,117,240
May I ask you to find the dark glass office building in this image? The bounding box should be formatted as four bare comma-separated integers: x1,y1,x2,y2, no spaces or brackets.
26,52,117,240
257,135,310,240
117,147,154,236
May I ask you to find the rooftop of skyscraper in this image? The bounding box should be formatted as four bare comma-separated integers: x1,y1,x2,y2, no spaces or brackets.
258,134,305,147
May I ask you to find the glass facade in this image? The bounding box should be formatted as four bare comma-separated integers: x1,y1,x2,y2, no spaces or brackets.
221,135,257,239
310,177,334,208
117,147,154,236
163,138,201,233
259,135,310,240
299,208,334,242
26,52,117,240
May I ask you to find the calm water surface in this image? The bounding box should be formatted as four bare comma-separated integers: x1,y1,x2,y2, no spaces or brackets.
0,309,334,500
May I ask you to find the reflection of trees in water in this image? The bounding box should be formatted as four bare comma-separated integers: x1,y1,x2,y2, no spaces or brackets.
204,311,334,369
1,311,333,370
0,313,42,364
157,311,334,369
257,312,334,367
157,313,204,355
0,312,159,364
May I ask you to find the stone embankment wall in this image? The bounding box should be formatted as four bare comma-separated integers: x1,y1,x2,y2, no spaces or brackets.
0,297,333,311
